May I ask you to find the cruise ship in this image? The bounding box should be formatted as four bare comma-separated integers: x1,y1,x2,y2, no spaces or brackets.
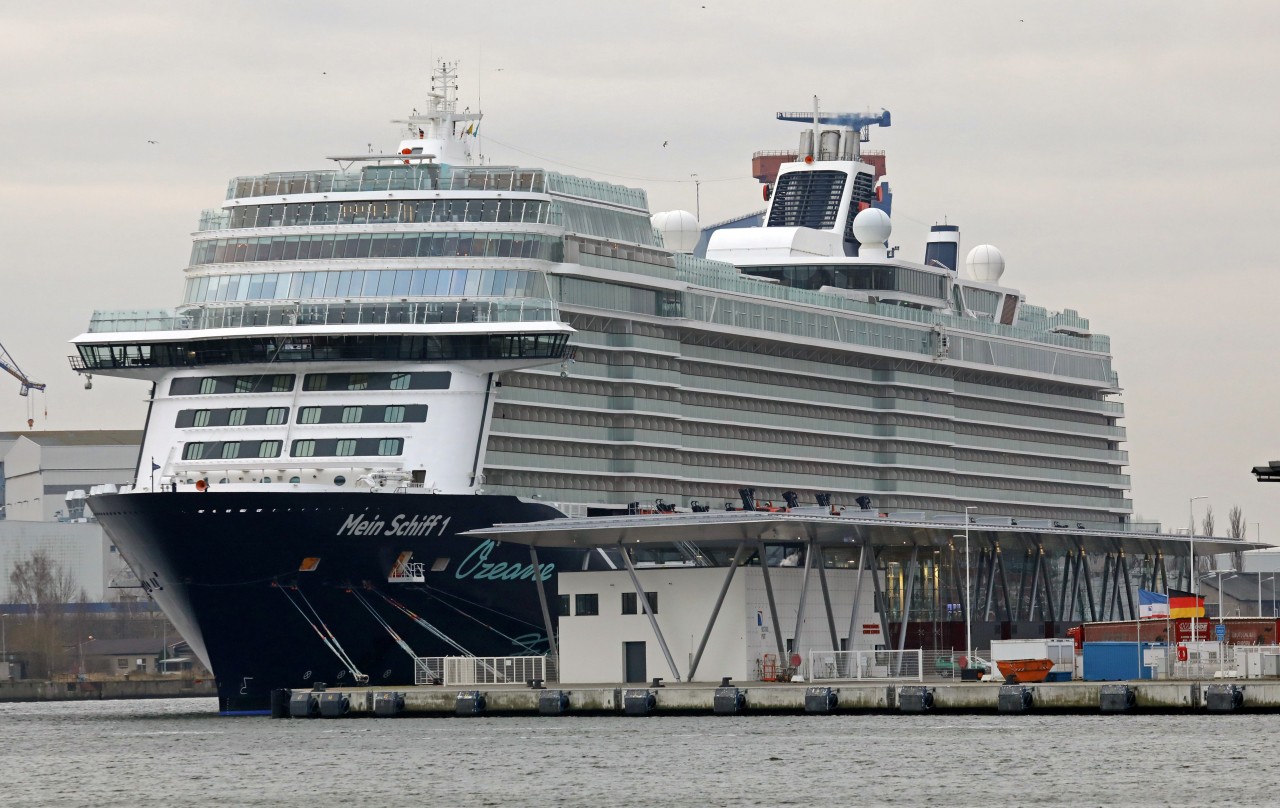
73,65,1132,711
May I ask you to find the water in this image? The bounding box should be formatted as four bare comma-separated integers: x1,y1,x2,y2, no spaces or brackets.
1,698,1274,807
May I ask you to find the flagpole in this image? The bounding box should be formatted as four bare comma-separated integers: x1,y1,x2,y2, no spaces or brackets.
150,456,156,492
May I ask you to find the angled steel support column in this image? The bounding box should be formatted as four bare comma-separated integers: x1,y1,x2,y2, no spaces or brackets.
1027,547,1043,621
619,543,681,682
1017,549,1034,621
1039,549,1056,624
1107,553,1122,620
814,544,841,653
791,541,816,649
529,545,559,661
843,545,869,651
870,547,892,647
1058,552,1073,619
1081,549,1098,622
895,546,920,675
1120,553,1135,621
756,543,787,662
687,541,746,682
1099,554,1113,620
996,545,1013,621
983,548,998,623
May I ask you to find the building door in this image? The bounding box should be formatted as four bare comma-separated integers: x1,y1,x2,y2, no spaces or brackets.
623,641,647,683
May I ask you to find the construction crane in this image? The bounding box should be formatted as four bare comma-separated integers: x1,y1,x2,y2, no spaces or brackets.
0,339,46,428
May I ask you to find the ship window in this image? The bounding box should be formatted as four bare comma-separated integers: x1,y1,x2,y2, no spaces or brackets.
335,439,358,456
334,475,346,487
384,406,405,423
347,374,369,391
265,408,287,425
431,558,450,573
304,375,327,391
292,440,316,458
183,443,205,460
289,476,301,484
298,407,321,424
271,375,293,392
235,377,256,393
574,594,599,616
227,409,248,427
221,442,241,459
193,410,211,427
199,378,217,395
341,407,363,424
389,373,411,390
377,439,403,456
258,440,282,458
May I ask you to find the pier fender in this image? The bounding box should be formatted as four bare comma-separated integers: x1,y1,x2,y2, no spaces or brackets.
456,690,487,716
1099,684,1137,713
623,689,657,716
318,692,350,718
998,685,1034,714
713,686,746,715
288,691,320,718
269,688,292,719
538,690,571,716
898,686,935,713
1205,683,1245,713
374,692,406,717
803,686,838,714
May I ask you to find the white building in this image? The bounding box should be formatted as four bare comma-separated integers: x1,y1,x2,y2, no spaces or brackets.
2,430,141,522
557,564,881,684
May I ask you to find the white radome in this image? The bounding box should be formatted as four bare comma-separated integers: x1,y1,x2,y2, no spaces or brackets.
651,210,700,253
850,207,892,246
966,244,1006,283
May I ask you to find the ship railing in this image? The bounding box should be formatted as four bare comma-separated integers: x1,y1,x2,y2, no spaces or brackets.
83,298,560,334
387,561,425,584
805,649,924,682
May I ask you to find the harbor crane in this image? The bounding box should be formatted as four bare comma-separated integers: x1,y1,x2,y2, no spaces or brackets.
0,339,46,427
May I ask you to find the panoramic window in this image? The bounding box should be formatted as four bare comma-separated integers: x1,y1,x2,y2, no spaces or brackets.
292,440,316,458
258,440,281,458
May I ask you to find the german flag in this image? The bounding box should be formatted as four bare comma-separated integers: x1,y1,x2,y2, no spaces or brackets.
1168,588,1205,619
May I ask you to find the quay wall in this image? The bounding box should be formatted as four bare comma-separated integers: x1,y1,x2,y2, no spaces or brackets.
0,678,217,702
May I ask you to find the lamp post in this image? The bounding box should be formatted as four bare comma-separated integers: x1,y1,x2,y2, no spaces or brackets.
1,613,7,662
1189,496,1207,641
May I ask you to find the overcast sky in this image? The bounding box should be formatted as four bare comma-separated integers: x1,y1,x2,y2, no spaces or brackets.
1,1,1275,541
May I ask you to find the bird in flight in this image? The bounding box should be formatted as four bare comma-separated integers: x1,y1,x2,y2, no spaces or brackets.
147,140,158,144
662,140,669,147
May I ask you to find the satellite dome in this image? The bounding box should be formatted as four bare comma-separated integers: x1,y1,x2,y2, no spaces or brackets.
651,210,700,253
851,208,892,246
965,245,1006,283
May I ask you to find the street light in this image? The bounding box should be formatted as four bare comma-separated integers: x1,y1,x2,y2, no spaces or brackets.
1189,496,1207,641
1,613,7,662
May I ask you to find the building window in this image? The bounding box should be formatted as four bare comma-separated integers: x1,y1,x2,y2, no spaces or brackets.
117,658,129,670
299,407,321,424
377,439,402,456
341,406,363,424
621,592,658,614
183,443,204,460
574,593,599,616
192,410,211,427
558,595,570,616
265,407,287,425
384,406,405,423
335,439,358,456
292,440,316,458
258,440,281,458
227,409,248,426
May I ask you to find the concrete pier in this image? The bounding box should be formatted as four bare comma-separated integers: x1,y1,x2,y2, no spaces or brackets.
279,680,1280,717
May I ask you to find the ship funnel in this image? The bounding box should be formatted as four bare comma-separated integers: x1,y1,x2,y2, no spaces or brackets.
924,224,960,272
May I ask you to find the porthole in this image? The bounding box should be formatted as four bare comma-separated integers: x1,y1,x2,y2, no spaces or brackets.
289,476,301,484
334,475,346,487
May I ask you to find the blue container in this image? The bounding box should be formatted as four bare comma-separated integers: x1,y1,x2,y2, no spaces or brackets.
1083,641,1160,681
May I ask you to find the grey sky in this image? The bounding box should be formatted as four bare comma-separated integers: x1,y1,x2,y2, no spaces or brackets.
1,1,1275,540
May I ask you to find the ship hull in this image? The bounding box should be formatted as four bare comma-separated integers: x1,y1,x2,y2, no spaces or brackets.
89,491,579,712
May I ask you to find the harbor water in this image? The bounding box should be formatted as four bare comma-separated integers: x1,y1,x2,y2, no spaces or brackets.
1,698,1272,807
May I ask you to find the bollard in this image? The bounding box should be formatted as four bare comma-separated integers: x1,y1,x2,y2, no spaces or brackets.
269,688,292,719
998,685,1034,714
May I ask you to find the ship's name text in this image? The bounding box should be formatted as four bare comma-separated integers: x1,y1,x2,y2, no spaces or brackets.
337,513,451,538
456,540,554,582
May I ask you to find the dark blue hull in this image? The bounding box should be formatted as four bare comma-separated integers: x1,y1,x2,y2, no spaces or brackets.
89,491,581,712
